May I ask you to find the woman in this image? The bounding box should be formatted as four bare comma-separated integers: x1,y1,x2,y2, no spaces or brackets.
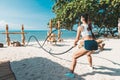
78,19,105,50
65,14,98,78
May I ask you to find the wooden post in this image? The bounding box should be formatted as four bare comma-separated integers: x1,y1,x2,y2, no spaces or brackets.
49,20,52,34
6,24,10,46
21,24,25,46
47,20,52,41
57,20,61,41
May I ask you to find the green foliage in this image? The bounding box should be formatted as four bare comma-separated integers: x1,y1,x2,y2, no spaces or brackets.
51,0,120,30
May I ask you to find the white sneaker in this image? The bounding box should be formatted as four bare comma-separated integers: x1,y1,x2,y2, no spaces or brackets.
88,66,94,72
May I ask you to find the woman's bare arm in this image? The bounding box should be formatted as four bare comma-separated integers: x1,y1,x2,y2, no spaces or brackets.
74,26,81,46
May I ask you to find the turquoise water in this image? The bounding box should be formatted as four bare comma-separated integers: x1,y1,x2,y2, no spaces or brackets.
0,30,76,44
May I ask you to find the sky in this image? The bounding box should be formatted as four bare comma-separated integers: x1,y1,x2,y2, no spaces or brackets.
0,0,55,30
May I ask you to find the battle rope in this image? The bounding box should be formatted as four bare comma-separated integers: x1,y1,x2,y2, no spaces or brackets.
26,29,74,55
26,29,57,47
25,29,116,66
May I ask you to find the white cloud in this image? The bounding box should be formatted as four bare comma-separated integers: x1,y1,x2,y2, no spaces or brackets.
0,20,7,27
0,20,47,30
0,20,22,30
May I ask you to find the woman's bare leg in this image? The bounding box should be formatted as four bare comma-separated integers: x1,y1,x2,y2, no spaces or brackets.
86,51,94,67
70,47,89,73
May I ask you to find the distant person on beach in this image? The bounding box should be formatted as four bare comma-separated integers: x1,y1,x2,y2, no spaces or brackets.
118,18,120,38
65,13,98,78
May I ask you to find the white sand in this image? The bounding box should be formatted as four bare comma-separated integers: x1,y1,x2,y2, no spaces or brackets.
0,39,120,80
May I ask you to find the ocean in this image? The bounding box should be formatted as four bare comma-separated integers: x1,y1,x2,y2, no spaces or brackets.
0,30,76,44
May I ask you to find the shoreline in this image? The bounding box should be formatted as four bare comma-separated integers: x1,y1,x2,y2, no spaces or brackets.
0,30,76,44
0,39,120,80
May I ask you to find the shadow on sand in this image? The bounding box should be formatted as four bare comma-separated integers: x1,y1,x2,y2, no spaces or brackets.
80,65,120,77
11,57,85,80
94,48,112,54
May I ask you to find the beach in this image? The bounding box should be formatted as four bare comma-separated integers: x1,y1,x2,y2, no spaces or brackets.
0,39,120,80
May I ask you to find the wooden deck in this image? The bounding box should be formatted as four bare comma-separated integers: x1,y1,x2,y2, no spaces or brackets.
0,61,16,80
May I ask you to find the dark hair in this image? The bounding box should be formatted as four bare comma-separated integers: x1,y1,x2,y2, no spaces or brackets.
81,13,89,23
118,18,120,22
